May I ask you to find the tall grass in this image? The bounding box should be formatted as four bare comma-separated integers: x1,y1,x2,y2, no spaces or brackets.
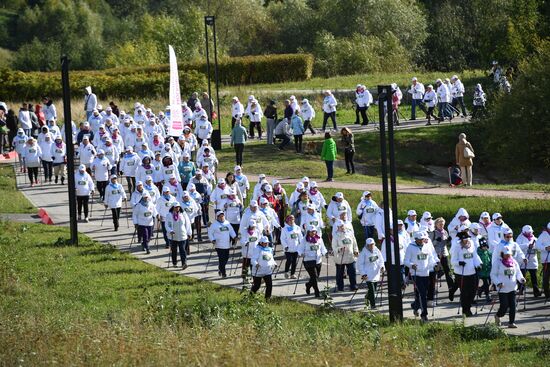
0,221,547,366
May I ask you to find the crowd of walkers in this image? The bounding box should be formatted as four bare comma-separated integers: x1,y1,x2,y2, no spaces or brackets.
6,77,544,329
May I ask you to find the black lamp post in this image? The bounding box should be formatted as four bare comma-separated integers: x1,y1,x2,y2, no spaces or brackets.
204,15,222,150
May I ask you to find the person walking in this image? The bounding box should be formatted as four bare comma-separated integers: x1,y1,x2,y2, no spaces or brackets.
298,225,328,298
103,174,127,231
264,100,277,145
84,86,98,120
22,137,41,186
281,215,302,279
250,236,277,299
491,248,526,328
472,84,486,119
537,222,550,301
18,104,32,137
247,99,263,139
290,110,305,153
408,77,426,120
516,225,541,297
332,220,359,292
322,90,337,131
230,119,248,166
132,192,158,254
357,238,385,309
455,133,474,186
51,136,66,184
340,127,355,174
208,211,237,278
6,109,19,148
450,75,467,117
300,99,316,135
451,232,482,317
231,97,244,130
75,164,95,222
321,132,336,182
166,201,192,269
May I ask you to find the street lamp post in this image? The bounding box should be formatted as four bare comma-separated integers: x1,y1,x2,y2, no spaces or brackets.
204,15,222,150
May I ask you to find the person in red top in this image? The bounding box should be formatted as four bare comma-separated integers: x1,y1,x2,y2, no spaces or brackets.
261,184,284,243
35,104,46,126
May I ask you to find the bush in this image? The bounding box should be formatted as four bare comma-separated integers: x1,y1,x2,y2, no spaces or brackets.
0,68,206,101
481,41,550,170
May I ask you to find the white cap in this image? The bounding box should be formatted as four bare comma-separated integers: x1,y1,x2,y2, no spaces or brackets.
171,201,181,208
78,164,86,170
397,219,404,225
272,179,279,186
335,192,344,199
407,209,417,216
302,99,309,104
110,174,118,180
145,175,153,182
182,152,190,159
470,223,480,231
97,149,105,155
217,178,225,185
310,181,318,188
414,231,428,240
480,211,490,219
522,225,533,234
302,176,310,183
503,228,513,236
141,192,150,198
234,165,241,171
248,219,257,227
259,197,269,205
250,200,258,207
307,225,317,232
136,181,143,186
259,173,266,179
366,238,375,245
182,191,190,197
492,213,503,220
296,182,304,189
412,77,417,81
459,223,470,232
259,236,269,243
264,185,273,192
216,211,225,217
162,186,171,193
335,220,345,227
363,191,371,197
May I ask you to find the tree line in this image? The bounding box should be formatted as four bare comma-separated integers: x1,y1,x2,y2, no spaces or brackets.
0,0,548,75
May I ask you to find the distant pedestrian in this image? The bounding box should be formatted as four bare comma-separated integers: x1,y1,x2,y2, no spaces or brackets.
290,110,304,153
230,119,247,166
231,97,244,129
472,84,486,119
264,100,277,144
455,133,474,186
300,99,316,135
355,84,372,125
340,127,355,174
84,86,98,120
408,77,426,120
322,90,337,131
321,132,336,182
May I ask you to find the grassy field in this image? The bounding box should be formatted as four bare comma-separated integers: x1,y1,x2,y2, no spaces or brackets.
0,164,35,213
216,123,550,191
0,220,548,366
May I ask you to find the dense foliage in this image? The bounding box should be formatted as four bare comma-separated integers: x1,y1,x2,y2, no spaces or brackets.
1,0,548,75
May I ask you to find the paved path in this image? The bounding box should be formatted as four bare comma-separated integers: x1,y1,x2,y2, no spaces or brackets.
9,165,549,338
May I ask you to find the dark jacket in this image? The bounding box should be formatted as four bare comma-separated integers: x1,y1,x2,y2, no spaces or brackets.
264,105,277,120
341,134,355,152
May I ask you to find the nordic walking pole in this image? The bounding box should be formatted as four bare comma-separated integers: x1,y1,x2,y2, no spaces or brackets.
100,205,108,226
293,260,303,295
412,268,422,317
129,226,137,250
230,242,238,275
205,244,214,272
432,273,440,318
167,233,173,268
457,266,465,315
326,252,330,289
474,273,480,316
483,297,497,326
89,191,94,218
273,256,285,278
124,199,130,228
349,277,367,304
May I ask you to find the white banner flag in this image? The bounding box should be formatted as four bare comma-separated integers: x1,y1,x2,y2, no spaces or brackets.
168,45,183,137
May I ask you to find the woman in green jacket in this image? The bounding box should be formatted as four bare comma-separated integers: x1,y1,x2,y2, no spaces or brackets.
320,132,336,182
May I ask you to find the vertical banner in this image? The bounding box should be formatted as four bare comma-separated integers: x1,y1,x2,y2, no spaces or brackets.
168,45,183,137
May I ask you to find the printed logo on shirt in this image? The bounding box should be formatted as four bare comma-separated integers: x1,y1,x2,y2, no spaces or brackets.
200,126,206,129
338,206,346,211
183,167,192,171
221,194,227,199
165,202,171,207
310,221,318,226
504,268,514,276
262,254,271,261
249,236,258,242
417,253,428,260
55,149,63,153
463,253,473,259
369,255,378,263
184,207,192,213
145,169,153,174
527,249,536,255
105,151,112,156
290,233,298,239
165,169,173,174
366,208,375,213
111,190,119,194
309,244,319,251
29,148,36,153
144,212,152,217
220,226,229,232
342,238,352,245
127,162,134,166
78,180,87,185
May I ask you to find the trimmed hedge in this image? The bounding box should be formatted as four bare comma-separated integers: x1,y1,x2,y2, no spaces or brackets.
0,69,206,101
0,53,313,101
101,53,314,85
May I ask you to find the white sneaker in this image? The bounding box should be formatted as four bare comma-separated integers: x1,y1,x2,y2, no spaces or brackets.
494,315,501,326
85,217,89,223
290,274,297,279
508,323,518,329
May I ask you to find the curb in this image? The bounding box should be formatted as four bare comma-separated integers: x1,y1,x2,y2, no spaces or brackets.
0,151,16,161
38,208,54,225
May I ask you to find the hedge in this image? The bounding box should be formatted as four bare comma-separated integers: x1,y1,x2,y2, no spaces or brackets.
100,53,314,85
0,53,313,101
0,69,206,101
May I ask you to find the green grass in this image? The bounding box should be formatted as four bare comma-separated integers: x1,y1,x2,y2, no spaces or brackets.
0,220,547,366
0,164,35,213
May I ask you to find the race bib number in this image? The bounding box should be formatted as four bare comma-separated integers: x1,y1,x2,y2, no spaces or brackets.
310,221,318,226
504,268,514,276
290,233,298,239
55,149,63,153
262,254,272,261
309,245,319,251
144,212,152,217
200,126,206,129
338,206,346,212
111,190,119,195
221,194,227,199
369,255,378,263
165,169,173,174
145,169,153,174
238,182,244,186
220,226,229,232
342,238,352,245
527,249,536,255
366,208,375,213
184,167,192,172
165,202,171,207
417,253,427,261
29,149,36,153
229,202,237,207
78,180,86,185
184,207,193,213
105,151,112,156
18,140,24,144
463,253,473,259
249,236,258,242
127,162,134,166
